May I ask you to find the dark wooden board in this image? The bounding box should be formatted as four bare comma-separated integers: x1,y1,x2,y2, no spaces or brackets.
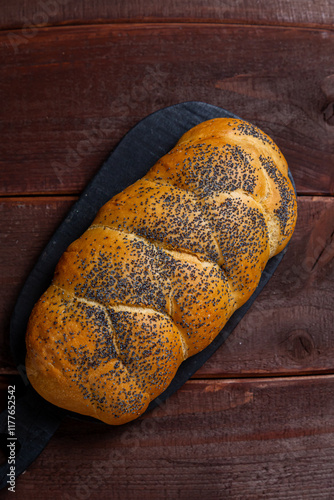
1,374,334,499
1,196,333,376
1,24,333,196
0,0,333,30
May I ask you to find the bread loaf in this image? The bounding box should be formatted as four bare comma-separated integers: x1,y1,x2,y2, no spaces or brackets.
25,118,297,425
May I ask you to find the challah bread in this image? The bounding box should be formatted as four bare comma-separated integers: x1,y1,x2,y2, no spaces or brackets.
25,118,297,425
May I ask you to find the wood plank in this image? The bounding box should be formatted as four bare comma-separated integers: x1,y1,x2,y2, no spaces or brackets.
1,24,333,195
0,0,333,30
0,196,333,376
1,374,334,498
196,197,334,378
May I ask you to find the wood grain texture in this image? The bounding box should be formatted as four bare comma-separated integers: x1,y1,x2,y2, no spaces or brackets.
1,374,334,499
1,196,333,376
1,4,333,497
0,0,333,30
1,24,333,196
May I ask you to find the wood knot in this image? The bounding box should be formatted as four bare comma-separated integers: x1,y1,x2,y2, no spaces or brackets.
321,75,334,125
284,330,315,361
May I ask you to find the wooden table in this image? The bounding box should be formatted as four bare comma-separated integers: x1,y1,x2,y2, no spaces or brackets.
1,1,334,498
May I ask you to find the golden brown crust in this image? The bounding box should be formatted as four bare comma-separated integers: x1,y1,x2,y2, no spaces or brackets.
25,117,297,425
26,285,151,424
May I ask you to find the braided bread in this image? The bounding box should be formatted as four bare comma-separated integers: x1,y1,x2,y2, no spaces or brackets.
25,118,297,425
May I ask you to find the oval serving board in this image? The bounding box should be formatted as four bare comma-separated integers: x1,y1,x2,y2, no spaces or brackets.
0,102,296,487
